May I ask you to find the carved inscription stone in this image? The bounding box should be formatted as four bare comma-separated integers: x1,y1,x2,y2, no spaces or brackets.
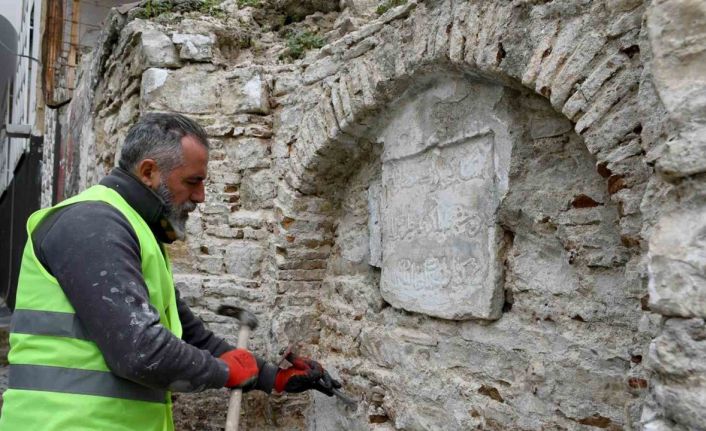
376,77,512,320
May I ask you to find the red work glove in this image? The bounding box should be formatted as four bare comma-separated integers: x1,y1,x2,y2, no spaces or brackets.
219,348,259,389
274,355,342,396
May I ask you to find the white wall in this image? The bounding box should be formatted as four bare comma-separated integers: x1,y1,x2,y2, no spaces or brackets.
0,0,23,195
0,0,40,197
0,1,23,33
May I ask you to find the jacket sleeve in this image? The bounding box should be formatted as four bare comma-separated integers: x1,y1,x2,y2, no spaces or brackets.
176,291,278,393
176,290,232,357
34,202,229,392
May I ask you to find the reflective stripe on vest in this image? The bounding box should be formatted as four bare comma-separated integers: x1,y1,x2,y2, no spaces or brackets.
9,364,167,404
9,308,168,403
11,309,89,340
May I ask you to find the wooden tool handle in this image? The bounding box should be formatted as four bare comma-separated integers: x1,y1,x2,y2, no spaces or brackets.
225,325,252,431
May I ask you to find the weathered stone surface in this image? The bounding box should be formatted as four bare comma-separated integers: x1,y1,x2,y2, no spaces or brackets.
646,318,706,430
140,68,169,98
125,20,180,68
376,77,512,320
379,133,504,320
225,137,270,169
224,242,265,279
229,210,272,228
314,58,649,427
647,0,706,179
240,169,276,209
529,109,573,139
367,178,382,268
172,33,214,61
222,72,270,115
648,206,706,318
141,67,220,114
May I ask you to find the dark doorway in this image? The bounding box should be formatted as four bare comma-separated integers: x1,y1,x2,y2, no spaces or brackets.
0,135,43,311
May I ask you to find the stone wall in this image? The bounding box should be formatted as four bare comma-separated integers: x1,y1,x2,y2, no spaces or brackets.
307,71,651,429
640,1,706,430
21,0,706,430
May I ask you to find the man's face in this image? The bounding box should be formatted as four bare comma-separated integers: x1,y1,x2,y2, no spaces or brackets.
155,135,208,240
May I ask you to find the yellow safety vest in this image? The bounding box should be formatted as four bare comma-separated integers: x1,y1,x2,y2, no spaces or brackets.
0,185,182,431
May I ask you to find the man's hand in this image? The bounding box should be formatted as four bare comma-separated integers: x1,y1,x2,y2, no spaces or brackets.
219,348,259,390
274,355,342,396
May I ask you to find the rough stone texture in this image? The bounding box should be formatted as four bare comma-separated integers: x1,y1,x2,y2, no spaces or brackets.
137,22,181,68
641,317,706,431
141,66,221,114
376,78,514,321
172,33,214,62
641,1,706,430
646,0,706,179
224,242,265,279
222,71,271,115
10,0,706,430
367,179,382,268
313,79,646,429
648,207,706,318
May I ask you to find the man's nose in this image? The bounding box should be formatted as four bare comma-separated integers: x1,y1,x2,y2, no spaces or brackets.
192,183,205,203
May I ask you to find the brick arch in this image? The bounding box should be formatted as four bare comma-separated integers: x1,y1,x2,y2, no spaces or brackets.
270,2,652,426
274,1,647,276
272,0,649,336
284,1,645,203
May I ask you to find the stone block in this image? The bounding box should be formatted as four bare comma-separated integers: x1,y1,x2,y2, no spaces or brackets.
647,0,706,178
309,389,370,431
656,130,706,180
228,210,270,228
375,78,510,320
185,210,202,237
648,206,706,318
649,318,706,377
270,309,319,347
197,255,224,275
276,269,327,281
140,27,180,68
243,124,272,138
173,274,204,307
205,222,242,237
240,169,276,209
224,242,265,279
226,137,270,169
141,68,170,98
649,318,706,430
507,232,580,296
172,33,214,61
243,227,269,240
303,56,339,85
221,73,270,115
529,110,573,139
272,71,303,97
141,67,220,114
203,117,234,136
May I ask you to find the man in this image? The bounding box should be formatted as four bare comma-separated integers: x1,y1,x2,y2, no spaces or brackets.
0,113,339,430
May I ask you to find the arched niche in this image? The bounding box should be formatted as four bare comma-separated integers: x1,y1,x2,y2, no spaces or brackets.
312,71,643,429
364,72,582,321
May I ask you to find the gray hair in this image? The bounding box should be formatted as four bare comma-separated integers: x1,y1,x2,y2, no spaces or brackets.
118,112,209,174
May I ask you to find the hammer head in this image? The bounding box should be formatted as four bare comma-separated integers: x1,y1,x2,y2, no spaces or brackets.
217,305,259,330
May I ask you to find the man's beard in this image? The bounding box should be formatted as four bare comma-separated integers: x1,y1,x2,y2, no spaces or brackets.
156,182,197,241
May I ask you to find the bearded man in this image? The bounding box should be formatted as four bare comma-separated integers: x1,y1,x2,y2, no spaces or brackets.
0,113,339,430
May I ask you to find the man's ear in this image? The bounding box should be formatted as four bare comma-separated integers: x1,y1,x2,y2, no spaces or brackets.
136,159,161,188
